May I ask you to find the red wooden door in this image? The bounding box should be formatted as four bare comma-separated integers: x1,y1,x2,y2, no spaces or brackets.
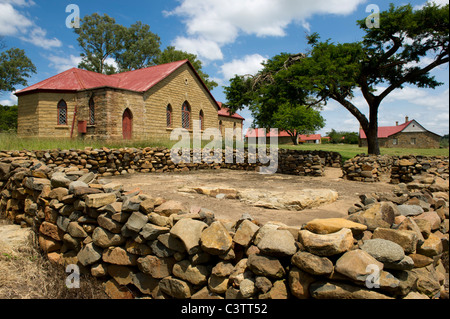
122,109,133,140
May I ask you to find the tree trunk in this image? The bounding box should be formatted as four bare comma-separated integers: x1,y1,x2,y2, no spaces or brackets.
366,125,380,155
291,135,299,145
366,103,381,155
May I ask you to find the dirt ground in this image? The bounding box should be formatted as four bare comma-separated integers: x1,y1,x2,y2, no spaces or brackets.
102,168,396,227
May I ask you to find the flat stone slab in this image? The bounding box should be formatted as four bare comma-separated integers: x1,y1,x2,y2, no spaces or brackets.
180,186,338,211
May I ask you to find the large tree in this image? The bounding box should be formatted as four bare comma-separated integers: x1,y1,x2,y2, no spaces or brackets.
114,21,161,72
75,13,125,74
155,46,218,91
0,39,36,93
273,103,325,145
226,3,449,155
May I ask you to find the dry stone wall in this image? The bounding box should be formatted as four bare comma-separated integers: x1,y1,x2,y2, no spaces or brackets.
342,154,448,183
0,151,448,300
1,147,341,178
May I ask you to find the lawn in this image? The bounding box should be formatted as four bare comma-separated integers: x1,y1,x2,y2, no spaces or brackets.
280,143,449,161
1,132,448,162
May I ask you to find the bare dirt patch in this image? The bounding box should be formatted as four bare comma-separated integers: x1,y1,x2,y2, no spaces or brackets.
103,168,395,227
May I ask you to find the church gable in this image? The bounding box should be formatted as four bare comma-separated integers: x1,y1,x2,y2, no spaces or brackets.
15,60,223,140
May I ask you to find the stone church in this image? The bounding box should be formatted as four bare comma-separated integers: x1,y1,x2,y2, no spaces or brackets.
15,60,244,140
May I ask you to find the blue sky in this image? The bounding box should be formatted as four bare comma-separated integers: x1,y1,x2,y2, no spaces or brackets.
1,0,448,137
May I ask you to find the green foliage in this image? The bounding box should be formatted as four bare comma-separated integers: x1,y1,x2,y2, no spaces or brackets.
75,13,124,74
273,104,325,144
0,105,18,132
74,15,217,90
155,46,218,91
224,3,449,156
441,134,449,148
326,129,359,144
114,21,161,72
0,42,36,92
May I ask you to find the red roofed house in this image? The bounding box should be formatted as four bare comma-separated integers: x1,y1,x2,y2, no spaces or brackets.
14,60,229,140
217,102,245,140
245,129,323,145
359,117,441,149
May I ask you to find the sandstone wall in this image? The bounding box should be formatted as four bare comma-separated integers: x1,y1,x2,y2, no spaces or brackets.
0,154,448,300
342,155,448,183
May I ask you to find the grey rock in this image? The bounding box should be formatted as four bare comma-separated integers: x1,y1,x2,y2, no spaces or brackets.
398,205,424,217
77,243,102,266
124,212,148,233
361,238,405,263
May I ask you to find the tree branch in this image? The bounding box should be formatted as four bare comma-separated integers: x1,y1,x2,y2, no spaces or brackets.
378,55,449,102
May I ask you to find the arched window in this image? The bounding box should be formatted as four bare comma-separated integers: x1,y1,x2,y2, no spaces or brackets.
89,97,95,125
166,104,172,128
199,110,204,130
182,102,190,130
57,100,67,125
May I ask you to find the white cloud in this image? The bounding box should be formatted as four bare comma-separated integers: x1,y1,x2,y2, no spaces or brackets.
0,91,18,106
0,0,35,6
414,0,449,10
172,37,224,61
47,54,82,73
19,27,62,49
0,3,32,36
166,0,366,61
0,1,61,49
219,54,267,81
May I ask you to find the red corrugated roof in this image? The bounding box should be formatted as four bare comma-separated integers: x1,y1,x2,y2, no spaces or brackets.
217,102,245,120
15,60,211,97
359,121,413,139
245,129,323,141
299,134,322,141
245,129,292,138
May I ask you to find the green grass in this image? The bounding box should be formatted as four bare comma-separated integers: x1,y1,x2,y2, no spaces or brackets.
1,133,448,161
0,132,177,151
280,143,449,162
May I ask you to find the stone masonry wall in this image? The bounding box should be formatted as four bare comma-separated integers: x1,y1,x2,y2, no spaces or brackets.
342,155,448,183
0,153,448,300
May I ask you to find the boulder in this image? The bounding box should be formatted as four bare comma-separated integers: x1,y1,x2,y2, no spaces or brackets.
200,221,233,255
298,228,354,256
102,246,138,266
397,205,424,217
335,249,384,283
139,223,169,241
170,218,208,255
85,193,116,208
124,212,148,233
172,260,210,285
256,228,297,257
92,227,125,248
288,267,315,299
304,218,367,235
159,276,193,299
247,254,286,279
137,255,175,279
154,200,187,217
310,281,393,299
233,220,260,247
360,238,405,263
291,251,334,276
372,228,419,254
77,243,103,266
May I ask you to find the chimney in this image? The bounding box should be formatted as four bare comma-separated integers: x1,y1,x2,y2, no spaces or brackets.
396,121,399,126
405,116,409,123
